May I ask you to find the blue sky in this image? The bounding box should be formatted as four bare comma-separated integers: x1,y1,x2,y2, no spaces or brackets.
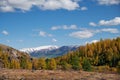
0,0,120,49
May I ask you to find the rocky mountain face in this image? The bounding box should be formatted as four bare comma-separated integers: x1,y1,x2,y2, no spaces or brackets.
0,44,29,58
0,44,30,68
20,45,78,58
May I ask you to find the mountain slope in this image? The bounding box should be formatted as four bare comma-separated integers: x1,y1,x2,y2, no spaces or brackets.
20,45,59,53
0,44,29,58
20,45,78,58
0,44,31,69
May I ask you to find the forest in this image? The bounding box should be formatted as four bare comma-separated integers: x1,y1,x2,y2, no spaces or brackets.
0,37,120,73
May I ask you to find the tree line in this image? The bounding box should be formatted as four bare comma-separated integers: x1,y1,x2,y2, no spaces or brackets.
0,37,120,73
55,37,120,72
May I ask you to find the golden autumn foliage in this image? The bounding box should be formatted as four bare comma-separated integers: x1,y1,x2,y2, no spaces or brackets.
47,58,56,70
38,58,46,69
55,37,120,72
0,37,120,73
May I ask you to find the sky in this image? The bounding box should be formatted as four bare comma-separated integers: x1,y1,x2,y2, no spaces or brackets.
0,0,120,49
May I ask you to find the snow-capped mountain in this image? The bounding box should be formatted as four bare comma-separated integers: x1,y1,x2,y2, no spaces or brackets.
20,45,79,58
20,45,59,53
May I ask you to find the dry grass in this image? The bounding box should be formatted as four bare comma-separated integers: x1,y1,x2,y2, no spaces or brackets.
0,69,120,80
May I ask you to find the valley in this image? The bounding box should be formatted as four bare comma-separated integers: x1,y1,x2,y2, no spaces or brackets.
0,0,120,80
0,37,120,80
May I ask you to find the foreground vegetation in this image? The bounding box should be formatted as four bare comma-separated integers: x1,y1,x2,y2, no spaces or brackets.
0,37,120,73
0,69,120,80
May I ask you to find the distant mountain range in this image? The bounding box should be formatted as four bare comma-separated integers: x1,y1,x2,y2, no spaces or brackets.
20,45,79,58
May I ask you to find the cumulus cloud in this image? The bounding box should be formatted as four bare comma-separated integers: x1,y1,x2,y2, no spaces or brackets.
96,28,119,34
0,6,14,12
97,0,120,5
39,31,46,37
18,40,24,42
2,30,9,35
51,25,78,30
91,40,99,43
69,28,119,39
89,17,120,26
99,17,120,26
52,38,57,42
51,26,61,30
69,30,94,39
39,31,52,37
89,22,97,27
85,40,99,44
80,6,87,11
0,0,80,12
101,28,119,33
6,40,10,43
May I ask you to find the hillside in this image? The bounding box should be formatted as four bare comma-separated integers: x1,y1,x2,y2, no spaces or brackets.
0,44,29,58
0,44,31,69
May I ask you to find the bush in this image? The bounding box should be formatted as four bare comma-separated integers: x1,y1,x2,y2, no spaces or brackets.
47,58,56,70
82,58,92,71
110,67,117,72
117,61,120,73
61,61,72,70
71,56,81,70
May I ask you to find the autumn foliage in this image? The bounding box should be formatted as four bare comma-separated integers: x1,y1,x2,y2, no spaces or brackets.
0,37,120,73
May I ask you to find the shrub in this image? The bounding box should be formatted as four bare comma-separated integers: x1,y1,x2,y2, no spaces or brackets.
82,58,92,71
117,61,120,73
71,56,81,70
61,61,72,70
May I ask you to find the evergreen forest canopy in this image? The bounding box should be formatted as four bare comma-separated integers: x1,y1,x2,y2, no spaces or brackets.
0,37,120,73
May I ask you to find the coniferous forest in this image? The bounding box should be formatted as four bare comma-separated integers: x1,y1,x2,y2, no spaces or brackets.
0,37,120,73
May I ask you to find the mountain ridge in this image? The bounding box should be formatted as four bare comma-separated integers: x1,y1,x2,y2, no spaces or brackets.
20,45,59,53
20,45,79,58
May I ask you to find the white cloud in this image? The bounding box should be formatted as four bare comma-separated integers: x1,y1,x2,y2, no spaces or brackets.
52,38,57,42
97,0,120,5
85,40,99,44
89,22,97,27
0,0,80,12
39,31,46,37
80,6,87,11
69,30,94,39
48,34,53,37
18,40,24,42
69,28,119,39
6,40,10,43
0,6,14,12
39,0,79,10
2,30,9,35
51,26,61,30
51,25,78,30
101,28,119,33
0,0,33,12
99,17,120,26
63,25,78,29
89,17,120,26
91,40,99,43
39,31,52,37
95,28,119,33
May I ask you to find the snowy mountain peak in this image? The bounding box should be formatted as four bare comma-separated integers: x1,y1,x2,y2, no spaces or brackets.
20,45,59,53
